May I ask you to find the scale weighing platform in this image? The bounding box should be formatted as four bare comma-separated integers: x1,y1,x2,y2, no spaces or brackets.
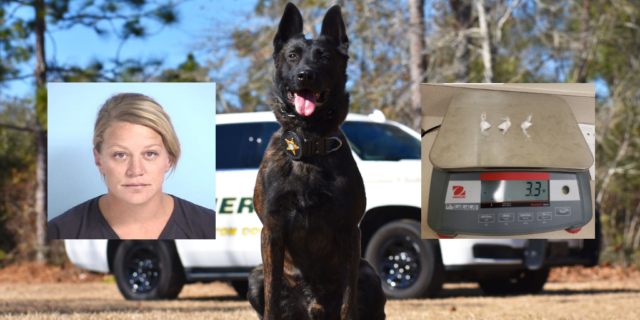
427,91,594,238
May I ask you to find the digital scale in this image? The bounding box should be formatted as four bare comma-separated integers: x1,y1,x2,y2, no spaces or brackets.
427,91,594,238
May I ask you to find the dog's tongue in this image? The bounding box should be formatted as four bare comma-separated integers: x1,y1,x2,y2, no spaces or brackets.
295,90,316,116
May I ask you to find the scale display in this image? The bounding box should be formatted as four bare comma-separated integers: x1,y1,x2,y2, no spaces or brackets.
480,173,549,207
481,180,548,202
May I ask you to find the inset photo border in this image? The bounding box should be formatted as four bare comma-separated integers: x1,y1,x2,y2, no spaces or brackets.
47,82,216,236
421,83,596,240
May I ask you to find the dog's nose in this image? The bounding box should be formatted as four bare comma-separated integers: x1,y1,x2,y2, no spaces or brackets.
297,70,316,82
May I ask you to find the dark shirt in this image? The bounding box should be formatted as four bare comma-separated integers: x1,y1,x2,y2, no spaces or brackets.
47,195,216,239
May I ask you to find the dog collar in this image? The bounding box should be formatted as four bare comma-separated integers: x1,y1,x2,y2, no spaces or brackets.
281,131,343,160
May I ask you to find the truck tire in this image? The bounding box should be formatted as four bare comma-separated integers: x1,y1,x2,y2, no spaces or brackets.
478,268,549,296
113,240,185,300
365,220,444,299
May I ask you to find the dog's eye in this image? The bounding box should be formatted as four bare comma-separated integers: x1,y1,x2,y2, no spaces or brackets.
288,54,297,59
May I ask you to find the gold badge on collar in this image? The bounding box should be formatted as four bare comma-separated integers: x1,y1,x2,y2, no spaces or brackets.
281,131,304,160
285,137,299,155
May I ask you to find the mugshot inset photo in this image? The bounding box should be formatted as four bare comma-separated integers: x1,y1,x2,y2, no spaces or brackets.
48,83,216,239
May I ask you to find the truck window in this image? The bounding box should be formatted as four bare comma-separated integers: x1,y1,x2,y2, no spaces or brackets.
217,123,263,169
217,122,280,169
257,123,280,164
341,122,420,161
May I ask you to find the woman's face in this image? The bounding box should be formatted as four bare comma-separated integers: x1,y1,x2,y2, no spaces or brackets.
94,121,172,205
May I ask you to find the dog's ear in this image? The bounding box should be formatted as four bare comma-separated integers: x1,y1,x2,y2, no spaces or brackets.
273,3,303,60
320,5,348,51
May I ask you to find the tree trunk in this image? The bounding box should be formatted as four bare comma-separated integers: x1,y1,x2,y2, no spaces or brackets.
573,0,590,83
34,0,47,262
450,0,472,82
475,0,493,83
597,114,637,204
409,0,425,132
34,0,46,87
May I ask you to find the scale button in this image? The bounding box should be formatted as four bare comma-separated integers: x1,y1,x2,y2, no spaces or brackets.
518,213,534,221
537,212,553,220
478,214,495,223
555,207,571,216
499,213,514,222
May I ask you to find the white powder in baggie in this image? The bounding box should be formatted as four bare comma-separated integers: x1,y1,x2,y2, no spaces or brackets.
498,117,511,134
521,114,533,130
480,111,491,131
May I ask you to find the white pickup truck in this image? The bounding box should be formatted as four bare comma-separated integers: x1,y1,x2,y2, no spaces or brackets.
64,111,599,300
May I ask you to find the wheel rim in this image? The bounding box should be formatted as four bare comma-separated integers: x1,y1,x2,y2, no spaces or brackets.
124,244,161,293
377,235,421,289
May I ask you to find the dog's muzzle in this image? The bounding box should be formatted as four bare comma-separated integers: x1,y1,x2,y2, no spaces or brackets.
281,131,343,160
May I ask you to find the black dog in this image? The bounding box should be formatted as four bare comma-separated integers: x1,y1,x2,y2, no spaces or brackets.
247,3,386,320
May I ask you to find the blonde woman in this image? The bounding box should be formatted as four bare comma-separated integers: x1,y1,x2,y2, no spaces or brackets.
48,93,215,239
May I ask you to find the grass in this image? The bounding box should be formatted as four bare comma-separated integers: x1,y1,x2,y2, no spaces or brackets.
99,276,115,284
0,281,639,319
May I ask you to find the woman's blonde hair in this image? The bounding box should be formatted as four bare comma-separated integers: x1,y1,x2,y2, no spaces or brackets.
93,93,180,172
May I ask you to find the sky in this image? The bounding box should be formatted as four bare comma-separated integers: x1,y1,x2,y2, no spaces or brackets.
4,0,254,99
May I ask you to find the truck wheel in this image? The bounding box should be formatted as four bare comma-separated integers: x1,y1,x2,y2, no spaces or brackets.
230,280,249,299
113,240,185,300
365,220,444,299
478,268,549,296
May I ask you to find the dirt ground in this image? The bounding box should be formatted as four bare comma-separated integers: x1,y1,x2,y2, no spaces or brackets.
0,263,639,319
